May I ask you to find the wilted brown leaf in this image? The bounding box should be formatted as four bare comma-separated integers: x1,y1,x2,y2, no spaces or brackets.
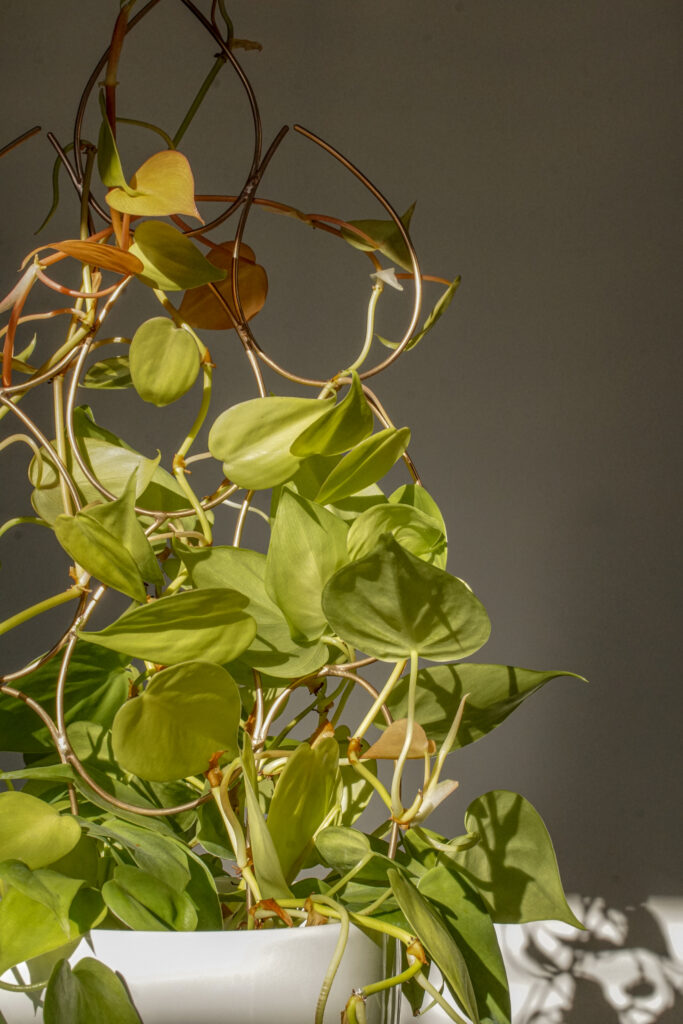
362,719,436,760
178,241,268,330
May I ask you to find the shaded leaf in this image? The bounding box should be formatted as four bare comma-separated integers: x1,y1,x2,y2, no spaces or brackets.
0,790,80,869
44,957,143,1024
242,769,291,900
451,791,583,928
341,203,416,270
208,395,333,490
347,501,445,565
112,661,241,781
95,819,191,892
315,427,410,505
265,487,348,642
178,241,267,329
78,588,256,665
129,316,200,406
290,372,374,457
97,100,130,191
322,535,490,661
83,471,163,587
129,221,226,291
102,865,197,931
82,356,133,390
107,150,201,220
54,511,147,602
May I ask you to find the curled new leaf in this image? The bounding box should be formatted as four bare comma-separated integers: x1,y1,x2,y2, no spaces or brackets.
341,203,416,270
178,241,268,329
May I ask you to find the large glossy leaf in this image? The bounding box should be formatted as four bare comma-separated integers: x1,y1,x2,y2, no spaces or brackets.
0,869,97,974
129,221,226,291
451,791,583,928
388,868,480,1023
78,588,255,665
315,427,411,505
290,372,374,457
0,791,80,869
347,502,445,564
178,241,267,329
106,150,201,220
419,862,510,1024
0,643,130,753
178,544,328,677
112,661,241,781
267,738,339,880
54,511,147,602
208,395,334,490
379,276,461,350
341,203,416,270
44,957,143,1024
242,769,291,900
102,865,197,931
322,535,490,661
82,355,133,390
129,317,200,406
265,487,349,642
384,664,585,747
82,472,163,587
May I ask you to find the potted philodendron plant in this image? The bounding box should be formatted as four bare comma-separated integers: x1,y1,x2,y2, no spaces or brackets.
0,3,585,1023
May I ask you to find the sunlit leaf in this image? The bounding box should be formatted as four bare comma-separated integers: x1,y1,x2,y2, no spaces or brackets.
111,660,241,781
54,511,147,602
265,487,348,642
78,588,256,665
379,276,461,350
129,316,200,406
0,791,80,869
48,240,143,275
82,356,132,390
451,791,583,928
290,372,374,457
362,719,435,760
83,471,163,587
341,203,416,270
267,737,339,880
384,664,586,747
208,396,333,490
106,150,201,220
388,868,480,1023
322,535,490,661
315,427,410,505
44,957,143,1024
347,501,445,565
178,241,268,330
129,221,226,291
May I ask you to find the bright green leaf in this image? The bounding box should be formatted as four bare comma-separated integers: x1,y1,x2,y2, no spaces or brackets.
129,317,200,406
265,487,349,642
290,372,374,457
78,588,256,665
83,472,163,588
208,395,334,490
0,791,80,869
54,511,147,602
129,221,226,291
111,661,241,781
314,427,410,505
322,535,490,661
44,957,143,1024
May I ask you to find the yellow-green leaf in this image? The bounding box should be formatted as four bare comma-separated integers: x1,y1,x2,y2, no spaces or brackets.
129,316,200,406
129,221,226,291
106,150,201,220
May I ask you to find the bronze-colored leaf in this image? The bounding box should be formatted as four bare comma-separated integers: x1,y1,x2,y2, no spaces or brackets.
362,719,436,760
49,240,143,275
178,241,268,330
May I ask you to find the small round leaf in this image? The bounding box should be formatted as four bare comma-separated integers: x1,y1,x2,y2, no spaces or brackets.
129,317,200,406
0,791,81,869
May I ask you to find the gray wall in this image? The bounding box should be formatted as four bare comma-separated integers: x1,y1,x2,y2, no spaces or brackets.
1,2,680,906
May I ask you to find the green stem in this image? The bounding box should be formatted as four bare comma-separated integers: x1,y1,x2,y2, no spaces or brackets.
0,586,83,638
0,517,49,541
361,953,422,998
313,894,350,1024
390,650,418,817
117,116,175,149
353,658,407,740
173,55,227,147
357,886,393,916
347,282,383,373
323,852,373,899
52,374,73,516
172,463,212,544
348,753,393,813
414,971,469,1024
344,995,367,1024
0,975,49,993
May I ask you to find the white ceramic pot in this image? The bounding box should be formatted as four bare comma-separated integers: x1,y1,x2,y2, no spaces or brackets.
0,925,394,1024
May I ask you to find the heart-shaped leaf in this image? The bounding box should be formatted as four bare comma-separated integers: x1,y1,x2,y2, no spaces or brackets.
384,664,586,747
208,395,334,490
78,588,256,665
362,719,435,760
322,535,490,661
129,316,200,406
451,790,583,928
266,487,349,642
0,790,81,869
314,427,410,504
178,241,268,329
341,203,416,270
129,221,226,291
290,372,374,457
106,150,201,220
112,661,241,781
44,957,143,1024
